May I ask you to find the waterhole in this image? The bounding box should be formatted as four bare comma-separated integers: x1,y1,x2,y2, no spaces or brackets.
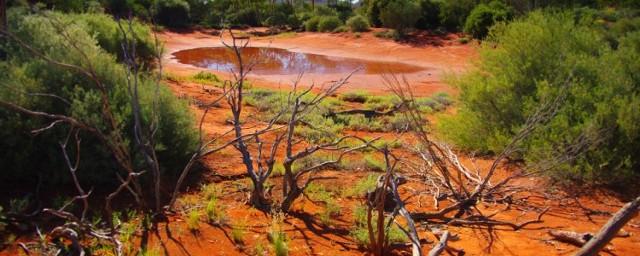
172,47,425,75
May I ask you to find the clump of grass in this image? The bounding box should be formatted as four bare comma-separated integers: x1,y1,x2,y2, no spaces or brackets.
306,183,342,225
372,138,403,150
342,174,378,198
363,154,385,172
231,224,245,245
339,90,370,103
341,114,385,132
192,71,220,83
364,95,400,111
350,204,407,248
205,197,225,225
255,242,267,256
186,210,201,233
268,213,288,256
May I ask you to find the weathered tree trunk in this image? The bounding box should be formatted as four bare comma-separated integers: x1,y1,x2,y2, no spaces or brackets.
250,180,269,208
574,196,640,256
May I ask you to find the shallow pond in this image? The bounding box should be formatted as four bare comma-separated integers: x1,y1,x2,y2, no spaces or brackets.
172,47,425,75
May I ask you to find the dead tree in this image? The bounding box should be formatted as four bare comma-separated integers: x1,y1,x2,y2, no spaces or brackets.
366,148,422,256
381,73,596,241
220,29,373,210
574,196,640,256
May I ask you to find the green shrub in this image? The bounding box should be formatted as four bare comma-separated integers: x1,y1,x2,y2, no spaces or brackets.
416,0,441,29
463,1,513,39
304,16,322,31
347,15,370,32
333,25,349,33
231,225,245,244
186,210,201,232
438,0,477,30
71,13,158,67
438,11,640,187
155,0,191,28
1,12,197,187
379,0,420,36
318,16,343,32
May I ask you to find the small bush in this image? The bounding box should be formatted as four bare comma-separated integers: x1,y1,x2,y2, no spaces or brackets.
304,16,321,31
231,225,245,244
347,15,370,32
192,71,220,83
186,210,201,233
380,0,420,36
340,90,370,103
374,30,396,39
155,0,191,28
463,1,513,39
269,213,288,256
318,16,343,32
333,25,349,33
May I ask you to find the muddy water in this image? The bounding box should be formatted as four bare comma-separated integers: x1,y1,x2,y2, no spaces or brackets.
172,47,425,75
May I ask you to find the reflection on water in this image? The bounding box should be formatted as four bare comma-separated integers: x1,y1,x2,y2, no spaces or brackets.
172,47,425,75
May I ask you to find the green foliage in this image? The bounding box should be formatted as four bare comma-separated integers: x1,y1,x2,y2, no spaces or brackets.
416,0,441,29
186,210,201,232
363,154,385,172
379,0,420,36
363,0,391,27
438,0,477,30
269,214,288,256
231,224,245,244
1,12,197,187
304,16,322,31
463,1,513,39
342,174,378,197
439,11,640,187
71,13,158,67
306,183,341,225
155,0,191,28
347,15,370,32
318,16,343,32
350,204,407,247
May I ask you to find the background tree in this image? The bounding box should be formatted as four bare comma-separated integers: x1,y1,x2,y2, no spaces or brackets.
379,0,420,38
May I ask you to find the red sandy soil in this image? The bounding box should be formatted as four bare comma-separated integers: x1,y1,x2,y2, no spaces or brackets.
159,28,476,97
3,30,639,256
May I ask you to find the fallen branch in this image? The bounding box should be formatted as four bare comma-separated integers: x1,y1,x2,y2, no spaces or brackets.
428,231,449,256
575,196,640,256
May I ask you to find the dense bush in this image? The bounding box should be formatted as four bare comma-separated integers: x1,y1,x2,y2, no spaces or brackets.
346,15,370,32
71,13,158,67
438,0,477,30
379,0,420,36
363,0,390,27
304,16,322,31
154,0,191,28
416,0,441,29
438,11,640,187
318,16,343,32
0,11,197,186
463,1,513,39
